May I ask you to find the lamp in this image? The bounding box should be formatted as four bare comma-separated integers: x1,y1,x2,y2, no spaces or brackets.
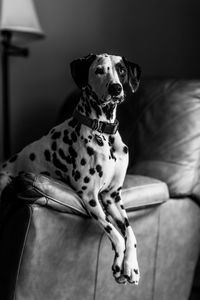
0,0,45,160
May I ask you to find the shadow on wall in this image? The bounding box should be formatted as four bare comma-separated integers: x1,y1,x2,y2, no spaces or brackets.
0,0,200,161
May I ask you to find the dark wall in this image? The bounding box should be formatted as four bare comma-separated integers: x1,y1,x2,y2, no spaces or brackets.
0,0,200,161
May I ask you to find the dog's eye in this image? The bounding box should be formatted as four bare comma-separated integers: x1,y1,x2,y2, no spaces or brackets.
118,67,126,76
95,67,105,75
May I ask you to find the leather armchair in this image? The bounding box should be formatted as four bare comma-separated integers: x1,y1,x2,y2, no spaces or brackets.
0,78,200,300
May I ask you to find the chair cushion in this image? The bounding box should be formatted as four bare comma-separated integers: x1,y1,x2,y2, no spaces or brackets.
128,79,200,202
2,173,169,216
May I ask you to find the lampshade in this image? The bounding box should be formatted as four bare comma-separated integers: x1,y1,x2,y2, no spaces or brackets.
0,0,45,45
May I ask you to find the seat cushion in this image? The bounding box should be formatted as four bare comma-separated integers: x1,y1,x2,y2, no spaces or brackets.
128,79,200,202
2,173,169,216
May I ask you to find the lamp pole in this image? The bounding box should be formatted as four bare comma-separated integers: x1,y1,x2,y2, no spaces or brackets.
1,31,11,160
1,30,28,160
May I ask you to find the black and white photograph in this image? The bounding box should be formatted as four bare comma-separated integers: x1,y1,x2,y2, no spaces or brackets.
0,0,200,299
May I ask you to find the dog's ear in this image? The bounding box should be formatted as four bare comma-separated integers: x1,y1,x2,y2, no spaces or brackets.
70,54,97,89
123,57,141,93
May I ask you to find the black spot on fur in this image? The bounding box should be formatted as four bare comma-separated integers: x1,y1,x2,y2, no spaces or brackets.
87,146,95,156
89,199,97,207
9,154,18,163
96,164,103,178
82,186,87,190
2,163,7,168
88,135,92,139
110,191,117,198
117,186,122,191
120,204,125,210
51,141,57,151
124,218,129,227
90,99,102,118
84,176,90,183
134,269,139,275
115,195,121,202
58,148,66,160
69,146,77,158
110,148,116,161
52,153,68,172
40,171,51,176
110,191,120,202
29,153,36,161
74,170,81,181
89,168,95,175
96,164,102,173
102,103,115,120
80,158,86,165
109,136,115,145
71,131,77,142
64,129,69,136
44,150,51,162
84,138,88,144
63,134,72,145
116,220,126,236
123,146,128,154
105,225,112,234
114,252,119,260
77,190,83,196
115,265,120,273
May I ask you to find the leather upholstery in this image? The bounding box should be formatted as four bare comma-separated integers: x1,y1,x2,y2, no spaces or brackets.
0,184,199,300
127,79,200,202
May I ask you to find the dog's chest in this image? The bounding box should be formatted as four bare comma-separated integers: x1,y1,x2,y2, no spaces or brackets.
68,126,129,184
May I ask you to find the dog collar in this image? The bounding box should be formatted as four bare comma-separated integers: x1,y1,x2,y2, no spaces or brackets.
73,110,119,134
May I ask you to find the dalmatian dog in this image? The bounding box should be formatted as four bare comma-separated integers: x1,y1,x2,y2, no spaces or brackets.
0,53,141,285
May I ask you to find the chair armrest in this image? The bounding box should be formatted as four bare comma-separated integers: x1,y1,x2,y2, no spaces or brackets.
1,173,169,216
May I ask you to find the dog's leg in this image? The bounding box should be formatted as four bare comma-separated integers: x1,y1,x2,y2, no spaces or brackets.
81,191,128,284
100,189,140,285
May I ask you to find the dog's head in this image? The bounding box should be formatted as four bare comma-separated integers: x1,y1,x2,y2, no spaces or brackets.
70,53,141,106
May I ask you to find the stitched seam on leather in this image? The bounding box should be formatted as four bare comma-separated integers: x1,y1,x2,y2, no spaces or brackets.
14,206,33,300
126,201,166,212
122,182,166,192
93,232,104,300
152,205,161,300
33,186,88,216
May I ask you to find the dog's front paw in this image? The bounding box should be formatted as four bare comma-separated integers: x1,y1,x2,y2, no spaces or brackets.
111,238,127,284
123,257,140,285
122,240,140,285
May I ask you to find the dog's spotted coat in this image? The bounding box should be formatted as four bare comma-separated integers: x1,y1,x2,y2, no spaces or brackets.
0,54,141,285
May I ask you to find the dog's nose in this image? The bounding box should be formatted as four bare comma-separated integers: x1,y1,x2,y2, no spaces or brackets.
108,83,122,96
